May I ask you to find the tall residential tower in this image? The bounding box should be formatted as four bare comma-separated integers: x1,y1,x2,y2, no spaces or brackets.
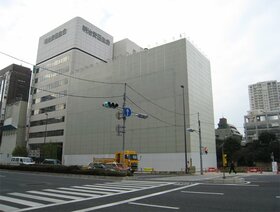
244,80,280,142
248,80,280,112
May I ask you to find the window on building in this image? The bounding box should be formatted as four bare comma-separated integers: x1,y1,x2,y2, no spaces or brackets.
29,129,64,138
30,116,65,127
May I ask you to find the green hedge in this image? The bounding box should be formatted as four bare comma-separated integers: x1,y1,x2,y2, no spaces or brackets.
0,164,129,177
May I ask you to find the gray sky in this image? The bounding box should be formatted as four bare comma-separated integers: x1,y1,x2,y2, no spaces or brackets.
0,0,279,134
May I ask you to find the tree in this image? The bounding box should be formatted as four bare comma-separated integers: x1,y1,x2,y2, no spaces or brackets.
269,140,280,162
42,143,58,159
259,132,276,145
216,137,241,167
223,137,241,162
12,146,28,157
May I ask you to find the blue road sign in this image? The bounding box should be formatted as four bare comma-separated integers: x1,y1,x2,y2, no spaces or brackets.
123,107,132,117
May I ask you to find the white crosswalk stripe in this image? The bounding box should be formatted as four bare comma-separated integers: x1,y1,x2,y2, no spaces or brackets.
72,186,128,193
58,187,115,195
9,192,64,203
0,180,173,212
27,190,84,199
0,203,19,212
43,189,100,197
0,195,43,207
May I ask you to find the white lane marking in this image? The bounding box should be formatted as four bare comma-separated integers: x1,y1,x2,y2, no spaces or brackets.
113,180,171,184
102,181,173,186
203,183,259,187
9,192,64,203
100,181,172,186
181,191,224,195
27,190,83,200
60,187,114,195
94,184,149,189
83,185,135,191
129,202,179,210
276,196,280,199
75,185,127,193
14,181,175,212
0,195,43,207
72,183,201,212
0,203,19,212
44,189,99,197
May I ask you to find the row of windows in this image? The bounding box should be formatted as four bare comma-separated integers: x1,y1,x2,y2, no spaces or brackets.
35,78,68,94
45,56,69,69
246,124,279,130
35,67,69,83
33,56,69,74
31,103,66,115
33,90,67,104
2,130,16,136
29,129,64,138
30,116,65,127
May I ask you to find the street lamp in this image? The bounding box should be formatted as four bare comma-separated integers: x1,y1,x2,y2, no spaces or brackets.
44,113,48,144
180,85,188,174
186,115,203,175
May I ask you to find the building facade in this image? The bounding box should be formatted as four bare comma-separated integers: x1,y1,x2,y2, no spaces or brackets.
244,110,280,142
215,118,242,141
0,64,31,163
245,80,280,142
29,17,216,172
248,81,280,111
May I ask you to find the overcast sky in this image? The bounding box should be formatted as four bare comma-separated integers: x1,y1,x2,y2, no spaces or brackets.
0,0,279,134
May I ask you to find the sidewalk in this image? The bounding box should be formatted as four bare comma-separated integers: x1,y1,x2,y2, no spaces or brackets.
134,171,277,184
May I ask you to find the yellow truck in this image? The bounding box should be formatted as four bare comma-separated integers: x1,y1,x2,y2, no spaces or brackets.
93,150,138,172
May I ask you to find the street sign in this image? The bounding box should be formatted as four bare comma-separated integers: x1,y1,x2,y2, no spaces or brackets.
136,113,148,119
123,107,132,117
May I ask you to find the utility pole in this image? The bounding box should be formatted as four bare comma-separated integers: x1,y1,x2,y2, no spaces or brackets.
122,83,127,164
198,112,203,175
180,85,188,174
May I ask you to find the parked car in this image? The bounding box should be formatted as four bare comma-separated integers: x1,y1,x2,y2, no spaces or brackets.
10,157,35,165
105,162,132,174
41,159,61,165
87,162,106,170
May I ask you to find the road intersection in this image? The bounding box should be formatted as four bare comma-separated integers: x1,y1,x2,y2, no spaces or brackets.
0,170,279,211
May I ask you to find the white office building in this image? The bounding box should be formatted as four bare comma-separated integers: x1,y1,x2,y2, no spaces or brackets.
29,17,216,172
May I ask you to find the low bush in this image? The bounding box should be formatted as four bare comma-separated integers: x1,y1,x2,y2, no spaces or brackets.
0,164,128,177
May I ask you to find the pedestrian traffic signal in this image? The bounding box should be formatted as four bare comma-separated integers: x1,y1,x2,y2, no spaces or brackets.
102,101,119,109
222,153,227,167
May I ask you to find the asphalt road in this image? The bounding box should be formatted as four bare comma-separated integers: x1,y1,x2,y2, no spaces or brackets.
0,170,279,212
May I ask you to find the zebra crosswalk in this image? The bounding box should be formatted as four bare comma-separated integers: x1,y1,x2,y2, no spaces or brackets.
0,180,174,212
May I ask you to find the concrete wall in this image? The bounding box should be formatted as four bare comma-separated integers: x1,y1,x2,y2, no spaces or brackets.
63,38,216,171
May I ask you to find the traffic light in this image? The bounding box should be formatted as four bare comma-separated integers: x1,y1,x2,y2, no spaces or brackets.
222,153,227,167
102,101,119,109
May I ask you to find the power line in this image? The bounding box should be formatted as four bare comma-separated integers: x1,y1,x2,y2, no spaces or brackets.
126,96,176,126
33,86,123,99
127,84,183,115
126,84,197,117
0,51,124,85
4,77,123,99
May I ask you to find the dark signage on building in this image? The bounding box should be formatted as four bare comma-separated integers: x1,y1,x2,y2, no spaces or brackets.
44,28,67,44
82,25,110,46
